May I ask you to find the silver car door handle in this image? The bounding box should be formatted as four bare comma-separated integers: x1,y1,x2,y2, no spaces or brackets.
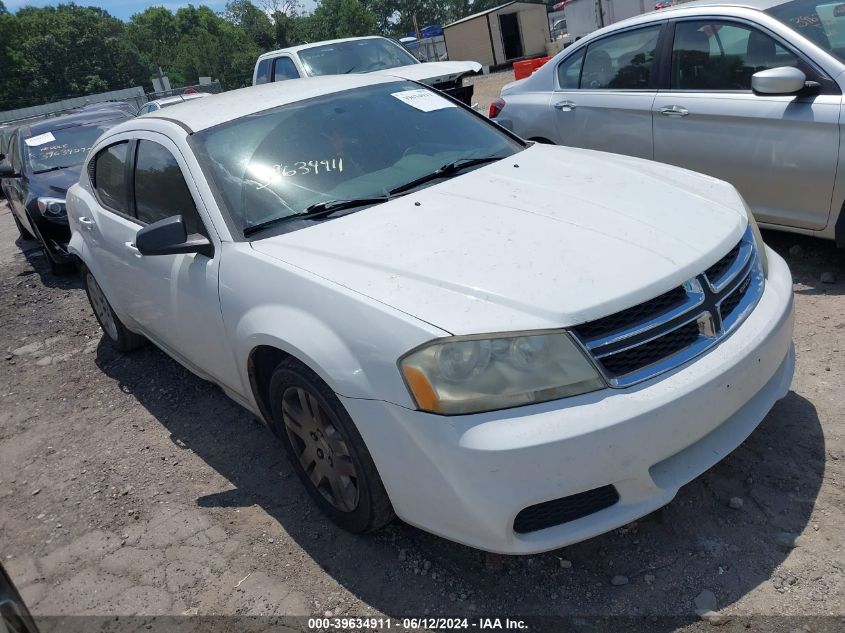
124,241,143,258
659,105,689,117
554,100,577,111
78,216,96,229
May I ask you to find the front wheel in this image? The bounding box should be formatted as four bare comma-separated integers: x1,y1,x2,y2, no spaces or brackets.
269,359,394,533
81,264,145,352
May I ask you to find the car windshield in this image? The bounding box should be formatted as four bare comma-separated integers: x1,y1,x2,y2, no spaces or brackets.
767,0,845,62
191,81,523,234
298,39,419,75
25,119,125,173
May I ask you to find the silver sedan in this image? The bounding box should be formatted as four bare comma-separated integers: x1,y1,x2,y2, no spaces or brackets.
493,0,845,246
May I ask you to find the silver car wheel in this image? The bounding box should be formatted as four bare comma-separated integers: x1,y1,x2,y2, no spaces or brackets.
282,386,360,513
86,272,119,342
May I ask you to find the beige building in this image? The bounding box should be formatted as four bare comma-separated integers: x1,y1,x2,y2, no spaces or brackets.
444,2,551,69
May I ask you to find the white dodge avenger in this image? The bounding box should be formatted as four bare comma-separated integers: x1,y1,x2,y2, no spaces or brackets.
66,75,794,554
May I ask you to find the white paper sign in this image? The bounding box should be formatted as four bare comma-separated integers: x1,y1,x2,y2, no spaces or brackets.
25,132,56,147
391,89,456,112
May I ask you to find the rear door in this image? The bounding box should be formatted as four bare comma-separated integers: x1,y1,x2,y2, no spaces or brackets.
552,22,666,159
652,17,840,230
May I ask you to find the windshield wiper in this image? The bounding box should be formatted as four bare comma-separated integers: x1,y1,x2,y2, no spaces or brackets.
33,165,73,174
388,156,505,195
242,196,394,237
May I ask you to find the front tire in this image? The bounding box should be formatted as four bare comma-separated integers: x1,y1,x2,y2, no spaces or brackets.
269,359,394,533
81,264,145,352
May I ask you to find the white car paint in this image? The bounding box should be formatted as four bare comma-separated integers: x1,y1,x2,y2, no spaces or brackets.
253,36,481,86
66,75,794,553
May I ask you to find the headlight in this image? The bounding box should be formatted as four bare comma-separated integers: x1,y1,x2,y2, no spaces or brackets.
399,331,605,415
37,197,66,218
742,197,768,278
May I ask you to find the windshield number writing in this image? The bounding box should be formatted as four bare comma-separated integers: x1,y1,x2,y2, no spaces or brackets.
274,158,343,177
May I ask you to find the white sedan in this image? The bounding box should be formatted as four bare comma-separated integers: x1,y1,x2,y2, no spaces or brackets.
67,74,794,554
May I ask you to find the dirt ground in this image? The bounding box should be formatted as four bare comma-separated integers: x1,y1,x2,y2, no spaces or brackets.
467,71,514,115
0,192,844,631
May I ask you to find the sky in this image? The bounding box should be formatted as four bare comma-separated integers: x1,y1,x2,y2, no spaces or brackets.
3,0,315,20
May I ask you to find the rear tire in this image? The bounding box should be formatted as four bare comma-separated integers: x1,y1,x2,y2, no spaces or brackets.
268,358,394,533
81,264,145,352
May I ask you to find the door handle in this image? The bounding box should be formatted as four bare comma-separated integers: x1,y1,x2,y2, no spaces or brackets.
659,105,689,117
78,216,96,230
554,100,577,111
124,241,143,258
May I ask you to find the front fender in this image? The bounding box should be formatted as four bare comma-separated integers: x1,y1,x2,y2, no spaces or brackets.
236,305,373,400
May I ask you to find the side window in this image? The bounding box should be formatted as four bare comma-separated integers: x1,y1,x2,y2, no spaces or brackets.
273,57,300,81
134,140,206,236
255,58,271,85
581,25,661,89
557,48,585,89
94,142,129,213
671,20,800,90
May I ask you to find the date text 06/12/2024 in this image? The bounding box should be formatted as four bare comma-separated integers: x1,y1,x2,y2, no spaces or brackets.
307,617,528,630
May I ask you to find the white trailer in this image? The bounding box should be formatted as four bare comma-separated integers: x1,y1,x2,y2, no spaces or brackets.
565,0,653,39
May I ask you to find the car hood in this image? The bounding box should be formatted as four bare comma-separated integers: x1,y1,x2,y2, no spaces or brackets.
251,145,747,335
25,165,81,202
375,61,482,85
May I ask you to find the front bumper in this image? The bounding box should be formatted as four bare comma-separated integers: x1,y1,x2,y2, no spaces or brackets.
341,248,795,554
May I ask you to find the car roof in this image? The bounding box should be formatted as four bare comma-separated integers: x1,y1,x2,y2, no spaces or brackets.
23,110,131,137
257,36,387,60
140,74,402,133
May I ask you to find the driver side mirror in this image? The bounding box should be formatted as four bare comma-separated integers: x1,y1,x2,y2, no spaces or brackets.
135,215,213,257
751,66,814,95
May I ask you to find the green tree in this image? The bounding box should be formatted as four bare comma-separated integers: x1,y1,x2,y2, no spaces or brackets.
303,0,378,41
225,0,275,50
127,7,183,83
4,5,146,109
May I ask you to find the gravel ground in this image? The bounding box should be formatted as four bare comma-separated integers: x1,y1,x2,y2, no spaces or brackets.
0,197,843,631
466,70,514,115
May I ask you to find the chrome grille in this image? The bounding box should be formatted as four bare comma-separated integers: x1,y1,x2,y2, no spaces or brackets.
572,227,764,387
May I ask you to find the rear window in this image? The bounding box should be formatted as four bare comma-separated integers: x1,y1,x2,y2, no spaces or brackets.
25,117,127,174
768,0,845,62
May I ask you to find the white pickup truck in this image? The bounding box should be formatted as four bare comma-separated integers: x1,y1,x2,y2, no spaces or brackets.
253,36,482,105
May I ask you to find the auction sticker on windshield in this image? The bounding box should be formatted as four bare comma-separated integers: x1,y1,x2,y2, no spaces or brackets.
391,89,456,112
25,132,56,147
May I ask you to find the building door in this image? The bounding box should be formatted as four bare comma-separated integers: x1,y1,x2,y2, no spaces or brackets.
500,13,523,60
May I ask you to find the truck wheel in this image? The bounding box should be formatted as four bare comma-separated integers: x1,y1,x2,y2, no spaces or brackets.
268,358,394,533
